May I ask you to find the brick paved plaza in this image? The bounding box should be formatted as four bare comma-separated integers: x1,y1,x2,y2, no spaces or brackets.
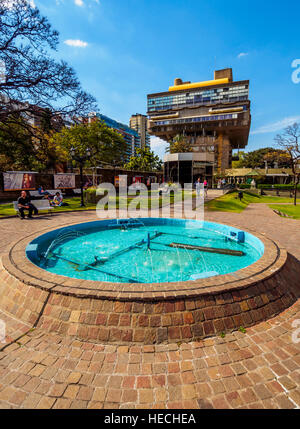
0,203,299,409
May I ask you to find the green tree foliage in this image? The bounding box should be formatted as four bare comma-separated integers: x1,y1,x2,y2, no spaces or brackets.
236,147,291,169
54,120,127,167
0,110,66,171
263,150,291,168
124,146,163,172
232,151,245,168
0,118,36,171
166,135,192,154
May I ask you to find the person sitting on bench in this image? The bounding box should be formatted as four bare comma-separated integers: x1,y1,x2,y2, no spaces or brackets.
17,191,38,219
38,185,51,199
50,192,63,207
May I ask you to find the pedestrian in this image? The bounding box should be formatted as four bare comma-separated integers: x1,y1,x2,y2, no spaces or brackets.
195,177,202,197
203,179,208,198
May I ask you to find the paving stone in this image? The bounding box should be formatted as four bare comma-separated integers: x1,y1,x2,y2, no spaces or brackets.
274,394,296,409
64,385,80,399
49,383,67,398
76,386,94,401
0,208,299,410
277,375,297,391
253,384,273,400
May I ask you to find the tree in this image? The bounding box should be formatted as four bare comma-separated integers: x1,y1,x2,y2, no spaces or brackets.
274,123,300,206
0,0,96,130
54,120,127,167
124,146,163,172
234,147,291,169
237,148,275,168
263,150,291,168
166,135,192,154
0,108,66,171
232,151,246,168
0,118,37,170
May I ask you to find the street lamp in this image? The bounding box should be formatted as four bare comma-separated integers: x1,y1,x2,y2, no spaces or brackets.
70,147,91,207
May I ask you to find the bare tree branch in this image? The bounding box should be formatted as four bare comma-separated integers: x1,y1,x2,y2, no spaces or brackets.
0,0,97,130
274,122,300,205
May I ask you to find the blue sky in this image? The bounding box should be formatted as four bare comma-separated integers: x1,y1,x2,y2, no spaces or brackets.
34,0,300,160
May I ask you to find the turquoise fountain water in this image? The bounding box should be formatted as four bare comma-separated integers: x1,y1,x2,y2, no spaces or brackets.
26,218,264,284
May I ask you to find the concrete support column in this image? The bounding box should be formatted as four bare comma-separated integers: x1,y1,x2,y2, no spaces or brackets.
217,134,231,173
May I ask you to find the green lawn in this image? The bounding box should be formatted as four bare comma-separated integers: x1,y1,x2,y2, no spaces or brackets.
0,193,179,218
268,204,300,219
0,197,98,218
205,191,295,213
1,191,296,218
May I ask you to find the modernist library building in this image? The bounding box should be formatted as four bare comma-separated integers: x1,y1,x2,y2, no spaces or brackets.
147,68,251,186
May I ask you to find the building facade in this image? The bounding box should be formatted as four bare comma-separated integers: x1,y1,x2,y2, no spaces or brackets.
90,113,141,161
129,114,150,149
147,68,251,179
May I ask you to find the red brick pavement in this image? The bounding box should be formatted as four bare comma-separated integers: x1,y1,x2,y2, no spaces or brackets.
0,300,299,409
0,204,299,409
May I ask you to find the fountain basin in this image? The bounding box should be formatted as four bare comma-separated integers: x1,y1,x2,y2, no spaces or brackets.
25,218,264,284
0,218,299,344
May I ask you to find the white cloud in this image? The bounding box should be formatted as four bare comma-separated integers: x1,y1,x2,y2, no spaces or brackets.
64,39,88,48
74,0,84,6
251,116,300,135
151,136,168,160
238,52,248,59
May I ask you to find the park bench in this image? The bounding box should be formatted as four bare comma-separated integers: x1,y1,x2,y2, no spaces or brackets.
13,199,54,217
29,189,65,199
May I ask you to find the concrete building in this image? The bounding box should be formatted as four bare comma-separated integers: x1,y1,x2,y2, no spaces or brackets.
89,113,141,161
147,68,251,182
129,114,150,149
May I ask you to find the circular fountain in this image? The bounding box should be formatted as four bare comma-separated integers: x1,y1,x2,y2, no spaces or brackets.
27,218,264,284
0,218,299,344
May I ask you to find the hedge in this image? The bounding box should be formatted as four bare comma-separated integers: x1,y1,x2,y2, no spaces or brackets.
257,184,300,190
238,184,251,189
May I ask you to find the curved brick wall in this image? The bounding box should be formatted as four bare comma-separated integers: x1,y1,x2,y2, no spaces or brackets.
0,224,299,345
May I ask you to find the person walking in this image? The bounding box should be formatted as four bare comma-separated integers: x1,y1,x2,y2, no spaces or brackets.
203,179,208,198
17,191,38,219
195,177,202,197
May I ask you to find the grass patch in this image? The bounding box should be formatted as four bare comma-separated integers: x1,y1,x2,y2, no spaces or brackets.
0,202,16,217
205,191,295,213
0,193,179,218
0,197,98,218
205,191,260,213
268,204,300,219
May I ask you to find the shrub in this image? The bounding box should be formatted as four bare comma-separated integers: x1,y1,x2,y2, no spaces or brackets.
238,183,251,189
83,187,101,204
257,184,300,190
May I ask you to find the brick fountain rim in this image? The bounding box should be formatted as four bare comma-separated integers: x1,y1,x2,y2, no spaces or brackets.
0,218,298,344
3,219,286,299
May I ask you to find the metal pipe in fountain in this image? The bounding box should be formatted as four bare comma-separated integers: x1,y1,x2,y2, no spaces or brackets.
147,233,150,250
